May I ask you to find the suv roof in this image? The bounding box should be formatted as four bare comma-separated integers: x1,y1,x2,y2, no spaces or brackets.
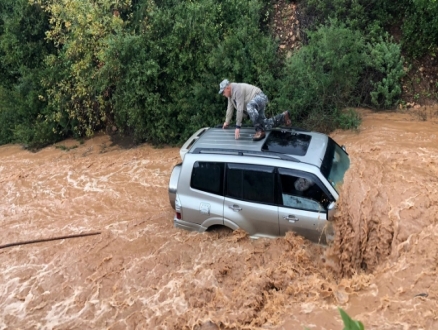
180,127,328,168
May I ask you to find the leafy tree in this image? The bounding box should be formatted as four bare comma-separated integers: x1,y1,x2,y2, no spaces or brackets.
36,0,131,138
0,0,57,147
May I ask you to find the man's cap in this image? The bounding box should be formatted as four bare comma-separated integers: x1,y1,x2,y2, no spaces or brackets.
218,79,230,94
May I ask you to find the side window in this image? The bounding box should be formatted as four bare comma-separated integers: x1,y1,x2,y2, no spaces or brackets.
278,169,330,212
226,164,275,204
191,162,224,195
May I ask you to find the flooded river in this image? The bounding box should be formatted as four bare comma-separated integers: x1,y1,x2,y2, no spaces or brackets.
1,108,437,329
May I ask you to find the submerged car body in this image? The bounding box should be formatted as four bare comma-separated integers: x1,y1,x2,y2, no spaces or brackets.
168,126,350,244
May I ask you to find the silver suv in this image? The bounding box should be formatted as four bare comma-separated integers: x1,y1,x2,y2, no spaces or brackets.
168,126,350,243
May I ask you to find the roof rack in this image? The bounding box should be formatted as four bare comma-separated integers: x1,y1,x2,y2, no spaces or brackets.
214,124,254,128
213,124,310,132
191,147,301,163
271,126,310,133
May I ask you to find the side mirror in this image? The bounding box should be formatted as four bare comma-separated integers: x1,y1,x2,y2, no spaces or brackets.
327,202,336,221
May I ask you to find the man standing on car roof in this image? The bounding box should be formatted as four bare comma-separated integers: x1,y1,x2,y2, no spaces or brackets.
219,79,291,141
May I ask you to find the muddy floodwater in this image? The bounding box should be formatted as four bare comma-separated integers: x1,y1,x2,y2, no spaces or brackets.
1,109,437,329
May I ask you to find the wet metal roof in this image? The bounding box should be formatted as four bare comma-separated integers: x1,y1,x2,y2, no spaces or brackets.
183,127,328,168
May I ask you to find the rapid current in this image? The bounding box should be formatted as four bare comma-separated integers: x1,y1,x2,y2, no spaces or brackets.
1,108,437,329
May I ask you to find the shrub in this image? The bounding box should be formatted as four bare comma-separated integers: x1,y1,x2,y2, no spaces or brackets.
335,108,361,130
365,35,405,109
275,20,366,132
299,0,438,59
0,0,56,146
39,0,131,139
98,0,280,144
275,18,404,129
300,0,369,31
400,0,438,58
0,87,15,144
0,0,414,148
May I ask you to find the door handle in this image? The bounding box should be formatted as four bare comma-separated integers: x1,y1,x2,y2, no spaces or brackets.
283,215,299,223
228,204,242,212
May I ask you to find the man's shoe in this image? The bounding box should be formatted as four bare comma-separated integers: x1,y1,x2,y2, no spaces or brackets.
253,130,266,141
283,111,291,127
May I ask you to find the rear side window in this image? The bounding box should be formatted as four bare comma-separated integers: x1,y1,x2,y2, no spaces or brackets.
191,162,224,195
226,164,275,204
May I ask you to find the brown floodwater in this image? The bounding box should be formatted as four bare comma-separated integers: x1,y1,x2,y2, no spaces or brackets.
1,108,437,329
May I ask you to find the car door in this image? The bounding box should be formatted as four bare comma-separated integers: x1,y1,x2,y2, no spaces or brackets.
277,168,333,243
182,161,224,226
223,163,279,238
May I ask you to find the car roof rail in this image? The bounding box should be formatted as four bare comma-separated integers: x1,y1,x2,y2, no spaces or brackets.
214,124,254,128
213,124,310,132
191,148,301,163
271,126,311,132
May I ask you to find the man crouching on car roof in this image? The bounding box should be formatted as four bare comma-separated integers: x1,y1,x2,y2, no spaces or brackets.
219,79,291,141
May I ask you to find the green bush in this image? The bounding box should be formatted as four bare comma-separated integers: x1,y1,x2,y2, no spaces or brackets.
2,0,280,147
300,0,368,31
0,87,15,144
275,19,403,130
365,35,405,109
98,0,280,144
299,0,438,59
275,20,366,131
0,0,417,148
0,0,57,147
335,108,361,130
401,0,438,57
299,0,393,40
40,0,131,139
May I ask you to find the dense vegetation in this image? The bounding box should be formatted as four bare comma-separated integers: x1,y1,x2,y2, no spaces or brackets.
0,0,437,148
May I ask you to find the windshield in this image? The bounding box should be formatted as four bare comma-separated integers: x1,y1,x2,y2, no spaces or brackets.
320,137,350,193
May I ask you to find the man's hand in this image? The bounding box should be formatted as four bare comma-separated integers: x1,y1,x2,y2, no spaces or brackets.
235,128,240,139
222,122,229,129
